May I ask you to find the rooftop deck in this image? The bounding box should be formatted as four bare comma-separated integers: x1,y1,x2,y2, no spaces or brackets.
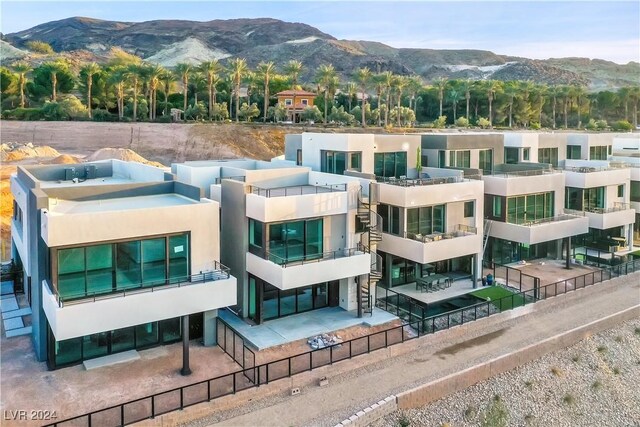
48,193,198,214
250,183,347,197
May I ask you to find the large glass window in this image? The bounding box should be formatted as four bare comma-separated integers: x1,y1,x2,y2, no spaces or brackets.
55,234,189,300
254,277,335,323
590,146,608,160
438,150,446,168
407,205,446,235
565,187,582,210
538,147,558,167
506,192,554,224
504,147,519,164
321,150,361,174
378,204,400,235
479,149,493,173
135,322,159,348
631,181,640,203
249,219,264,256
449,150,471,168
374,152,407,178
267,219,323,264
567,145,582,159
583,187,605,211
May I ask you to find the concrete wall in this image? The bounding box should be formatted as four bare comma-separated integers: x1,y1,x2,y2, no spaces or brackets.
284,134,302,162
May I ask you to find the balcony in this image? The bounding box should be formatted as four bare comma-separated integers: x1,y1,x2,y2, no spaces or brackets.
376,178,482,208
488,214,589,245
43,263,237,341
246,247,371,290
377,224,482,264
482,169,564,197
246,184,349,223
575,202,636,230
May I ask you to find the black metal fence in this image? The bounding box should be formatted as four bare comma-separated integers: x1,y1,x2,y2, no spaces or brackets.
485,261,540,293
45,258,640,427
216,317,255,370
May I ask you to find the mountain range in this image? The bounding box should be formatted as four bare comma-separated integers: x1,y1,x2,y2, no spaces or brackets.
2,17,639,91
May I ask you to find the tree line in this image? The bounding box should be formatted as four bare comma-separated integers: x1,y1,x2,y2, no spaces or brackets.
1,45,639,130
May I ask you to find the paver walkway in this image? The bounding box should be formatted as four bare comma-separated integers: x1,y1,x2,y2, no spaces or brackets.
206,273,640,427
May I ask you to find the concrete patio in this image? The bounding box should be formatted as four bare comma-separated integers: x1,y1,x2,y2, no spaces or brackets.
385,279,477,305
219,307,398,351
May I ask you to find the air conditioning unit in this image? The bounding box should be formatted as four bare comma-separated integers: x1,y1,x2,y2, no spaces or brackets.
64,168,76,181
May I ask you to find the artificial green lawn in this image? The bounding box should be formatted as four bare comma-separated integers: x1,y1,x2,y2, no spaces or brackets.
471,286,525,310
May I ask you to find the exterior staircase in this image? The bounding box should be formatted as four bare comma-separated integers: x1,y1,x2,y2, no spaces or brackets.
357,187,383,317
483,219,492,255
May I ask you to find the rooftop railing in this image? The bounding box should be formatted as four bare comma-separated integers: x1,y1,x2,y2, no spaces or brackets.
514,213,584,227
483,168,559,178
214,176,246,184
557,165,628,173
250,183,347,197
377,175,465,186
48,261,231,307
585,202,631,214
403,224,477,243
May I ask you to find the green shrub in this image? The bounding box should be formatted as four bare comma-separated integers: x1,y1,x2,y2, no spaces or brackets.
91,109,118,122
530,121,541,130
26,40,54,54
477,116,491,128
464,404,478,421
481,395,509,427
585,119,598,130
455,117,469,127
432,115,447,128
611,120,633,131
592,380,603,390
596,119,608,130
571,355,580,363
398,414,411,427
563,394,575,405
154,115,172,123
613,367,621,375
597,345,607,353
3,107,43,120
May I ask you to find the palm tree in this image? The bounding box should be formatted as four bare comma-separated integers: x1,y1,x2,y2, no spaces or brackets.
199,60,223,119
80,62,101,118
160,69,174,117
108,67,127,120
40,61,65,101
174,63,192,112
549,85,560,129
393,75,408,126
11,61,31,108
146,64,164,120
124,64,141,121
571,84,587,128
354,67,372,127
345,82,357,112
434,77,447,117
316,63,337,124
617,87,631,121
503,81,519,128
228,58,248,122
459,79,474,122
629,86,640,128
447,87,463,122
283,59,303,121
484,80,502,127
190,72,207,105
379,71,394,126
406,75,423,116
256,61,276,122
560,85,571,129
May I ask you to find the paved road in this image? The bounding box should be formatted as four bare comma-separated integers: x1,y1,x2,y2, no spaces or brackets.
203,274,639,427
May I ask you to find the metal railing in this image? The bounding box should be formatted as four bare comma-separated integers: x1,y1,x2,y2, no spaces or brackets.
250,183,347,197
558,165,626,173
262,245,366,267
214,176,246,184
484,168,558,178
51,261,231,307
217,316,255,370
586,202,630,214
484,261,539,293
377,176,465,186
45,257,640,427
404,224,477,243
513,213,584,227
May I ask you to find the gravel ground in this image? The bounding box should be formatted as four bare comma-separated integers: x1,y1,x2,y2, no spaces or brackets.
372,319,640,427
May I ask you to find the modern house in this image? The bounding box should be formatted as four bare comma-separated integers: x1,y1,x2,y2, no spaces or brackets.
10,160,236,370
611,135,640,245
284,133,485,290
275,89,317,123
173,159,377,324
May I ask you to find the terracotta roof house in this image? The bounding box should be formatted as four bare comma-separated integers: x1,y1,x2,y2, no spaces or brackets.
276,89,317,123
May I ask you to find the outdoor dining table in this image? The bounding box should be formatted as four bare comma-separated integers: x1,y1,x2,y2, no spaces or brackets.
415,273,451,292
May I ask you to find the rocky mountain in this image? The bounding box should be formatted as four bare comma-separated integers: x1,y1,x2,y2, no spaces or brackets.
3,16,639,90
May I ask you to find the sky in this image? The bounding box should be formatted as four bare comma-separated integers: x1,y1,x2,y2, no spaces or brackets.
2,1,639,64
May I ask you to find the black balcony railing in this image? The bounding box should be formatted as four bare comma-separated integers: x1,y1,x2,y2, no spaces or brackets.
49,261,231,307
250,183,347,197
250,244,366,267
403,224,477,243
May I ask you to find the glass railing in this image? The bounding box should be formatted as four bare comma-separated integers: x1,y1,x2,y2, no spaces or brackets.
48,261,231,307
250,183,347,197
214,176,246,184
252,244,365,267
377,176,465,186
585,202,631,214
505,213,584,226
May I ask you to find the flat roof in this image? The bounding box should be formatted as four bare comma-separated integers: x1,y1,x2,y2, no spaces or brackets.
39,176,139,189
48,194,199,215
